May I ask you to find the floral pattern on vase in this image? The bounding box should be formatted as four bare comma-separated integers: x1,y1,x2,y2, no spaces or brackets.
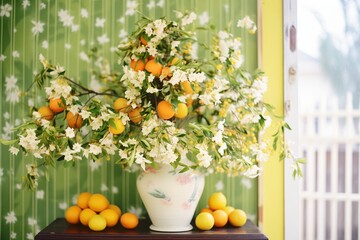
137,164,205,232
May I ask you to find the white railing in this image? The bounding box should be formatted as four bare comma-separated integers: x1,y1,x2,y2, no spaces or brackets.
299,93,360,240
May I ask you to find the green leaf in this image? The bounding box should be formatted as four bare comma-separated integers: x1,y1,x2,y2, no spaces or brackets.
272,136,278,150
283,122,292,130
0,139,17,145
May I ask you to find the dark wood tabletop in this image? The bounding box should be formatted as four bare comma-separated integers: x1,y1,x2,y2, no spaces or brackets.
35,218,268,240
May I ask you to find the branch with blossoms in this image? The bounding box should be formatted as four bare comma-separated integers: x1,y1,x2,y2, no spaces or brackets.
1,12,303,189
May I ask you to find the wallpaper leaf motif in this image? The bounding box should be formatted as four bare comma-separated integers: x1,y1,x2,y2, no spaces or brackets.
0,0,258,239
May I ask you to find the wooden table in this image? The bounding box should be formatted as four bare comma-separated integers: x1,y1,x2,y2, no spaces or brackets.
35,218,268,240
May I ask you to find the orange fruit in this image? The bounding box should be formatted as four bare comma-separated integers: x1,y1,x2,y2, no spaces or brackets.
100,208,119,227
174,103,188,119
88,194,109,213
157,100,175,120
208,192,227,211
195,212,214,231
181,81,193,95
66,112,83,129
128,107,142,124
228,209,247,227
114,98,128,112
186,97,193,107
222,206,235,216
109,118,125,135
212,209,228,227
49,98,66,113
161,67,172,77
140,35,147,45
108,204,122,217
79,208,96,226
168,57,180,66
88,214,107,231
199,208,213,214
65,205,82,224
120,212,139,229
38,106,55,120
130,59,146,72
145,59,163,76
77,192,92,209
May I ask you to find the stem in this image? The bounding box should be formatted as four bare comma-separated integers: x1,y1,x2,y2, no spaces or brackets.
65,77,115,97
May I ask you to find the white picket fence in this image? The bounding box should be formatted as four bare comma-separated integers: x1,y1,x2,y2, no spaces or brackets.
299,93,360,240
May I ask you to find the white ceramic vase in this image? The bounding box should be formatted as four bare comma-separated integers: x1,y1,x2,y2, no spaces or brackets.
136,164,205,232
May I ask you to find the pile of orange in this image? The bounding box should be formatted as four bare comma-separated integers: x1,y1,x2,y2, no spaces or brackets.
195,192,247,231
65,192,139,231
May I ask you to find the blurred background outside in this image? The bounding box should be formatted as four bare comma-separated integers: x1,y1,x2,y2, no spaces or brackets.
298,0,360,239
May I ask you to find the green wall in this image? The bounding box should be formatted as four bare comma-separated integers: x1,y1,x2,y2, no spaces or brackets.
0,0,258,239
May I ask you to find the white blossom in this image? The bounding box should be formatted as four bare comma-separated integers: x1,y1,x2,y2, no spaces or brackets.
126,0,138,16
39,2,46,10
0,3,12,17
12,51,20,58
95,18,106,28
10,232,16,239
5,211,17,224
156,0,164,7
196,144,212,168
42,40,48,49
28,217,37,226
89,144,102,155
198,11,209,26
65,127,75,138
97,33,109,45
147,0,155,9
80,8,89,18
9,146,19,155
36,190,44,199
22,0,30,9
0,54,6,61
31,20,45,35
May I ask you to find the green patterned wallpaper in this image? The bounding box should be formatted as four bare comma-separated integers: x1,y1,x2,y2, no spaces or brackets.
0,0,258,239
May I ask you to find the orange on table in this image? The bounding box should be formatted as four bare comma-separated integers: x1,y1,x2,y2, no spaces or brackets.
120,212,139,229
88,214,107,231
108,204,122,217
222,206,235,216
145,59,163,76
79,208,96,226
212,209,228,227
208,192,227,211
174,103,188,119
65,205,82,224
38,106,55,120
66,112,83,129
228,209,247,227
88,193,109,213
128,107,142,124
114,98,128,112
109,118,125,135
157,100,175,120
100,208,119,227
195,212,214,231
130,59,146,72
199,208,213,214
77,192,92,209
49,98,66,113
